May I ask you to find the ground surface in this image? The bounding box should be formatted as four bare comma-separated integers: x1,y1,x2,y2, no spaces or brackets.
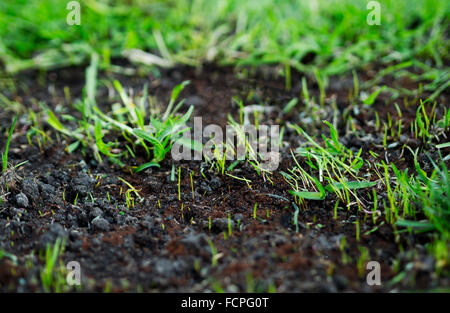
0,63,448,292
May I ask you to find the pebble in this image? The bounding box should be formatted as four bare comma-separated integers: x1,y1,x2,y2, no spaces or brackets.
89,207,103,220
15,192,29,208
91,216,110,232
72,172,95,197
21,178,40,203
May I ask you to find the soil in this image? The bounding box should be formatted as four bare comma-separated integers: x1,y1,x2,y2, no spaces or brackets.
0,63,448,292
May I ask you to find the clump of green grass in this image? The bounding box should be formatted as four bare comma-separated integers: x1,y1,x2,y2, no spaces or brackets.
1,116,18,204
1,0,448,96
45,57,198,171
286,121,376,210
40,237,68,292
396,156,450,238
2,115,16,174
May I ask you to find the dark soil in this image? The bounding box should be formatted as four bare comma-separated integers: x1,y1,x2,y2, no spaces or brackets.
0,64,448,292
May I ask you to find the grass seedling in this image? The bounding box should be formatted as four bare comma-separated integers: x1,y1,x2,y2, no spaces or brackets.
170,164,175,182
228,213,232,236
207,239,221,267
253,203,258,219
372,189,378,224
396,153,450,238
2,115,17,174
352,70,359,100
47,73,196,170
292,202,300,232
362,86,386,106
314,69,326,108
282,98,298,114
340,237,350,265
41,237,66,292
226,173,252,189
333,200,340,220
178,166,181,201
190,170,195,202
381,161,398,224
357,246,369,277
162,80,190,121
118,177,143,206
355,220,360,241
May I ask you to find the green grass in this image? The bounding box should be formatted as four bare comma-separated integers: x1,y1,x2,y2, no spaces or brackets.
44,54,199,170
0,0,448,81
0,0,449,289
40,237,67,292
286,121,375,209
396,155,450,239
2,115,17,174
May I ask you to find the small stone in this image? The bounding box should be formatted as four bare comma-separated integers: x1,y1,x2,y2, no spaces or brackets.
72,172,95,197
91,216,110,232
15,193,29,208
39,183,55,195
89,207,103,220
21,178,40,203
69,230,82,241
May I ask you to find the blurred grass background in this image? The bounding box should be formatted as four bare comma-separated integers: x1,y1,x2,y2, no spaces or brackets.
0,0,448,76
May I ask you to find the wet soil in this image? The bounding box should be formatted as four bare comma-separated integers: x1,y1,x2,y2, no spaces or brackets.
0,63,448,292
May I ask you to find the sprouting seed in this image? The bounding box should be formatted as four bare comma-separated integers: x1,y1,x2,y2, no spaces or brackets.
178,166,181,201
190,171,195,202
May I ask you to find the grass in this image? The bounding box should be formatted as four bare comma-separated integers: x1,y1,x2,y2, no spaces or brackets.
281,91,449,251
0,0,449,292
286,121,378,209
45,55,199,171
1,116,18,205
40,237,67,292
2,115,17,174
0,1,448,80
396,156,450,238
